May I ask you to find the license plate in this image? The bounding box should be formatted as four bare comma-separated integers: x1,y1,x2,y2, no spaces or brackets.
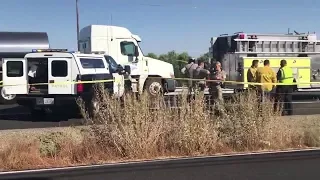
44,98,54,105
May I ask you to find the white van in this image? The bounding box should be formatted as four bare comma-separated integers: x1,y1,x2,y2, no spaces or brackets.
2,49,129,116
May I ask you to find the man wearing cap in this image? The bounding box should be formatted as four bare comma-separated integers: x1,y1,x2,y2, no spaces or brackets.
275,59,294,115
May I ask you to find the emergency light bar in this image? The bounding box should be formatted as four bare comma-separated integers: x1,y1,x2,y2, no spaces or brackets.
91,51,106,54
31,49,68,53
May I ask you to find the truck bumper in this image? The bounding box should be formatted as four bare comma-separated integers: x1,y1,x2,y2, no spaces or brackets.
16,95,79,108
165,79,176,92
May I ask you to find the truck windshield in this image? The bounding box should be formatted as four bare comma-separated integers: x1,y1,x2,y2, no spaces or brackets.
80,58,105,69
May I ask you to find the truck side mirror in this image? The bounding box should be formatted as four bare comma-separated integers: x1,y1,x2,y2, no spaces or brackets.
134,46,139,57
117,64,124,73
124,65,131,74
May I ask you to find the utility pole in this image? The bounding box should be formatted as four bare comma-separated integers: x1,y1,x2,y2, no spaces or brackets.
76,0,80,51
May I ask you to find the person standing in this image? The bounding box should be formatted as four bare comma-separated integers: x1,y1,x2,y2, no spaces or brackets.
194,60,210,92
247,60,259,90
255,59,277,103
275,59,294,115
209,61,226,103
181,57,198,94
207,61,226,116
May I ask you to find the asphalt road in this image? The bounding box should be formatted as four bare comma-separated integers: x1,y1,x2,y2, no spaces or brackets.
0,92,320,130
0,105,83,130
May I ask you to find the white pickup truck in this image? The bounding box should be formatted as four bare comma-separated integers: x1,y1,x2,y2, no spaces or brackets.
79,25,176,97
2,49,128,117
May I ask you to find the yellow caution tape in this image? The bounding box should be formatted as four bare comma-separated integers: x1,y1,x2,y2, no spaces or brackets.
0,79,119,87
176,60,188,63
1,76,320,87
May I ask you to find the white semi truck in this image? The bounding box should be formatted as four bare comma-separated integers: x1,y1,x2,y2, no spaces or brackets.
79,25,176,96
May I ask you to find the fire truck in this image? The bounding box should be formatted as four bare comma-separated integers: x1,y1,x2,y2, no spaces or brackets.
209,31,320,92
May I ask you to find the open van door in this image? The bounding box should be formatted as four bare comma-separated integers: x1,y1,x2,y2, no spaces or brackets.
48,58,72,94
112,73,125,98
2,58,28,94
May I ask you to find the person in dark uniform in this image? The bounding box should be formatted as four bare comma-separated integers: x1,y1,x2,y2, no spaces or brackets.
275,59,294,115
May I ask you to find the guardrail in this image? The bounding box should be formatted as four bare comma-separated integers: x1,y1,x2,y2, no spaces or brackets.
1,148,320,180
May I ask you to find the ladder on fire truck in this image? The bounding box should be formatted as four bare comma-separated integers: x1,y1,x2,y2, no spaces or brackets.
233,34,320,55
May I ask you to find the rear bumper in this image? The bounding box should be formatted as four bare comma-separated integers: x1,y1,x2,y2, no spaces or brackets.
16,94,87,108
165,79,176,92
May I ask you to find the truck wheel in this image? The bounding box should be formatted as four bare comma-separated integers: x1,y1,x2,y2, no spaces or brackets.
144,79,166,109
85,99,100,119
144,79,163,97
0,87,16,105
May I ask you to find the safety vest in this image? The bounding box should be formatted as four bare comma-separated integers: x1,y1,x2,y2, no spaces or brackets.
279,66,294,85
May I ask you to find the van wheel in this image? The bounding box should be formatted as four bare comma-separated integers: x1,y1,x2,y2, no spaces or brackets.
144,79,163,97
0,87,16,105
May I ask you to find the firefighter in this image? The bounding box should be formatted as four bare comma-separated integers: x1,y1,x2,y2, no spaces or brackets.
275,59,294,115
247,60,259,90
181,57,198,94
255,59,277,103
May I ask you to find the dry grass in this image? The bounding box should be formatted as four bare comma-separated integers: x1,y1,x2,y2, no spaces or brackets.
0,84,320,171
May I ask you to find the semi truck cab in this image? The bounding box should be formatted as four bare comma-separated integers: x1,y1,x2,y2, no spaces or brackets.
79,25,176,97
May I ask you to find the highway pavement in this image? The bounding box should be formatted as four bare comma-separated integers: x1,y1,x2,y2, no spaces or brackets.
0,105,83,130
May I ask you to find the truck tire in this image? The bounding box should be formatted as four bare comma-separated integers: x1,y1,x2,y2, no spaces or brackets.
0,87,16,105
144,78,166,109
84,98,100,119
144,78,163,97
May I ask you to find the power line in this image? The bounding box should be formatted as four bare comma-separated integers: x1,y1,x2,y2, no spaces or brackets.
76,0,320,10
113,2,320,11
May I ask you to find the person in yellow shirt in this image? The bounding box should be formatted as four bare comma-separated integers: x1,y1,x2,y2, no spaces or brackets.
255,59,277,102
247,60,259,90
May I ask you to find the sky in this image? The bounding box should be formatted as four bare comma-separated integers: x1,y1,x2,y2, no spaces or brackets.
1,0,320,57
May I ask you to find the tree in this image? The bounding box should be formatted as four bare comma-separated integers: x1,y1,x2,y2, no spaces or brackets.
197,52,211,62
146,53,158,59
146,50,212,81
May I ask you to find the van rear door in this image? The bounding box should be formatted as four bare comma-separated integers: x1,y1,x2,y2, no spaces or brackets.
48,58,72,94
2,58,28,94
